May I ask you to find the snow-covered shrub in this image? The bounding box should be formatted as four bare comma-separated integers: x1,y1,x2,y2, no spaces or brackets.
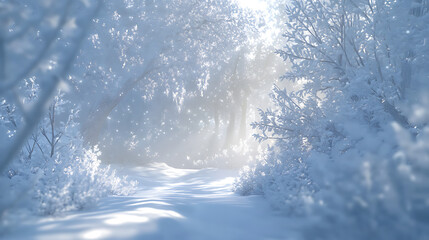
31,146,136,215
1,92,136,218
236,0,429,238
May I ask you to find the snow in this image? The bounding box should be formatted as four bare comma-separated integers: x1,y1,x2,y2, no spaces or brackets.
2,163,298,240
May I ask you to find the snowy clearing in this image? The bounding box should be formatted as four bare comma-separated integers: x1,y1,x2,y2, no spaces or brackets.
2,163,299,240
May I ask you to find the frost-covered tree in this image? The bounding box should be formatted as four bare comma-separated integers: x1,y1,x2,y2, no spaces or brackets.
68,0,286,167
0,0,137,221
0,0,100,172
73,0,248,142
236,0,429,238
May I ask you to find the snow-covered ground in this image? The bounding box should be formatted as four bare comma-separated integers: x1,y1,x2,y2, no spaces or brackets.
2,163,299,240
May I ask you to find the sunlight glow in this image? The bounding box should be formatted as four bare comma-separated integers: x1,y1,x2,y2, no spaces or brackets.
105,214,149,225
82,229,111,239
104,207,184,226
235,0,268,10
128,201,172,206
205,177,236,188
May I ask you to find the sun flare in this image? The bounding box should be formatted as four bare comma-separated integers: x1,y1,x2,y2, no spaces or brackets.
235,0,268,10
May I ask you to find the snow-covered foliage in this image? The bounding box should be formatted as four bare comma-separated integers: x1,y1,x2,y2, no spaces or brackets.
235,0,429,238
5,0,428,237
69,0,286,168
1,91,136,218
0,0,100,172
0,0,135,220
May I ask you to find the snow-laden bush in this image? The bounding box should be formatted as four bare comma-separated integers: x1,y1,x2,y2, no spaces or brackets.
235,0,429,238
6,147,135,216
1,92,136,218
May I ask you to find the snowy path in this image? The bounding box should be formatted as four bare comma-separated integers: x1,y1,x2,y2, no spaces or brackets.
4,163,298,240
